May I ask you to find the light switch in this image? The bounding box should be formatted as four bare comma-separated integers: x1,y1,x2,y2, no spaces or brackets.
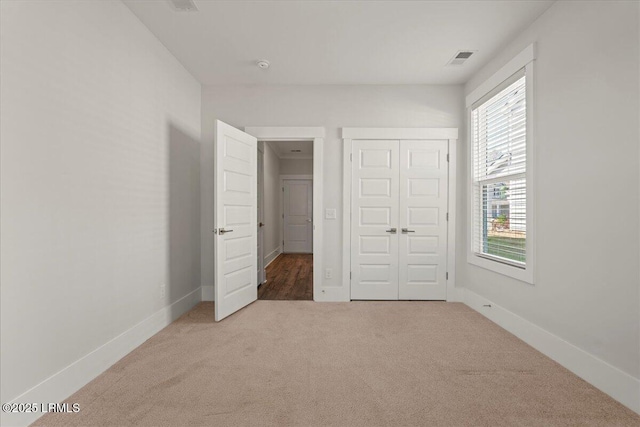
325,209,337,219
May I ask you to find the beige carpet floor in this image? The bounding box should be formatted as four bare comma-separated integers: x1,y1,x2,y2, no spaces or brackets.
34,301,640,427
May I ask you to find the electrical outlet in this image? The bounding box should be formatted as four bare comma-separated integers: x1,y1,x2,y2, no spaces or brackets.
325,268,332,279
160,283,166,298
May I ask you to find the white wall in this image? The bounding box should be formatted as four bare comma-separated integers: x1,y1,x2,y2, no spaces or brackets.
201,85,463,298
461,0,639,397
280,158,313,175
0,1,201,424
263,143,282,265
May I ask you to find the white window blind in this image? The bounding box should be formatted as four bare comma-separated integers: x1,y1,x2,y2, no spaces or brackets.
472,69,527,266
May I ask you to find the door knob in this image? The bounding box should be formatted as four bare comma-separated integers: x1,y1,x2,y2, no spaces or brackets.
401,228,415,233
306,219,312,222
385,228,397,233
219,228,234,234
259,222,265,227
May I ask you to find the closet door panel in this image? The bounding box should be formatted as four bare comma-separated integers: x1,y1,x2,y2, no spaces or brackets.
351,140,399,300
399,140,448,300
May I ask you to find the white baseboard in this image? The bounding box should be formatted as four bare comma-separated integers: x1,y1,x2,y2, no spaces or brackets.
463,289,640,414
264,247,281,267
2,288,201,427
201,285,214,301
315,286,350,302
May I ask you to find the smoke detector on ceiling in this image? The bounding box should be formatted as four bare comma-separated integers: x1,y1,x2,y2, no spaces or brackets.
447,51,476,66
257,60,270,69
169,0,198,12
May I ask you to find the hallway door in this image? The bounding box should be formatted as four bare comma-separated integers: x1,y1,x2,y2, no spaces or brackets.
257,147,265,285
214,120,258,321
283,179,313,253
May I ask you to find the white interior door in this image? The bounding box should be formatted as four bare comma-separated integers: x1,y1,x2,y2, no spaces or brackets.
399,140,448,300
257,147,265,285
283,179,313,253
214,120,257,321
350,140,399,300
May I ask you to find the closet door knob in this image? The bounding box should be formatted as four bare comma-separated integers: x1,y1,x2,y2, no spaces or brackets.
385,228,397,234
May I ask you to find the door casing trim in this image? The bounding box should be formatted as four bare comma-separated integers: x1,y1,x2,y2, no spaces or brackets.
245,127,324,301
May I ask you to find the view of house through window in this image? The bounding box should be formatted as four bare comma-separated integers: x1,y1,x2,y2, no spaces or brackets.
472,70,527,265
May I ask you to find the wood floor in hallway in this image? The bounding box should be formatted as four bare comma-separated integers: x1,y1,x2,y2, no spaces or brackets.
258,253,313,300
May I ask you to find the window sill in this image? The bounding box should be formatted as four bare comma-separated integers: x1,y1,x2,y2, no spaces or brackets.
467,252,534,284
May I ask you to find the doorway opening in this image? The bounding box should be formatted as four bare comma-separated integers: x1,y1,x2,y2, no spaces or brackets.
257,140,314,300
213,123,324,321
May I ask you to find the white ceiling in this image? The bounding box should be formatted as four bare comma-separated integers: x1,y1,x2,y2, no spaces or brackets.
123,0,554,85
268,140,313,159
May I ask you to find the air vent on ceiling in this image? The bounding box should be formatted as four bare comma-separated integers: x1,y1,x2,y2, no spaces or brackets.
447,51,476,66
291,150,302,153
169,0,198,12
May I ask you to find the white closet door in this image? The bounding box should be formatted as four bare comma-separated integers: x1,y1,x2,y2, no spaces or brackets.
351,140,399,300
398,140,448,300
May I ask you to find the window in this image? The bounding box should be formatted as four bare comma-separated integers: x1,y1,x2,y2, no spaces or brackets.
466,44,534,283
472,70,527,267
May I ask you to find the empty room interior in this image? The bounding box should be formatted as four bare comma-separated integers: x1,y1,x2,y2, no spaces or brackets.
1,1,639,426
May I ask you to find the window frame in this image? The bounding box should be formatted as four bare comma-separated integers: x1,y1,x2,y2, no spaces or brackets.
466,44,536,284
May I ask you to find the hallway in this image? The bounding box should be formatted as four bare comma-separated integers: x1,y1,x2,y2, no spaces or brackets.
258,254,313,300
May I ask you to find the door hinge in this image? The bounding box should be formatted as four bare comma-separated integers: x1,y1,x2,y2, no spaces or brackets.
446,272,449,280
446,212,449,221
350,272,352,279
350,153,352,162
282,187,284,192
446,153,450,162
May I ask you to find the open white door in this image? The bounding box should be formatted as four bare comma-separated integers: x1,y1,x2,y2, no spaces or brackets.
257,147,265,284
214,120,258,321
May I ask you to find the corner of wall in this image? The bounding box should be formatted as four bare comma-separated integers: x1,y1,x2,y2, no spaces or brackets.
201,285,215,302
1,288,201,427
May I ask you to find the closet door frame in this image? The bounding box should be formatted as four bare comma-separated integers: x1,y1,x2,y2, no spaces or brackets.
342,128,459,302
